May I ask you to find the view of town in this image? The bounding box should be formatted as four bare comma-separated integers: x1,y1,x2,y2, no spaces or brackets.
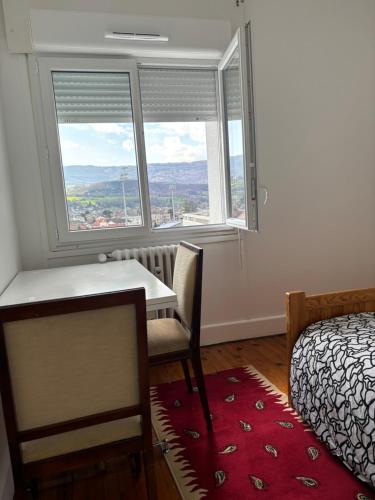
58,121,245,231
63,157,245,231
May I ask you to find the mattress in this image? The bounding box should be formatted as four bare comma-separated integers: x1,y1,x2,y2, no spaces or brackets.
290,312,375,486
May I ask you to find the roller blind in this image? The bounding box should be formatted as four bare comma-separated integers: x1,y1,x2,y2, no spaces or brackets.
224,70,242,121
52,68,219,124
52,71,133,123
139,68,218,122
223,51,242,122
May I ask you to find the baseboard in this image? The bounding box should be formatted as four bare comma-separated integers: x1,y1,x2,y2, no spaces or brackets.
201,314,285,346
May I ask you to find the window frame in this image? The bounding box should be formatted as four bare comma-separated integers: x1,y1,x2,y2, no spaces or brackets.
218,23,258,231
36,56,152,244
139,65,226,230
29,54,248,253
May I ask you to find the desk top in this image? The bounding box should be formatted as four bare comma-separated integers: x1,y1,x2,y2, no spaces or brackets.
0,260,177,311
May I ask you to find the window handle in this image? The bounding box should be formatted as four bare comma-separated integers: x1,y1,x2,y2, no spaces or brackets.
259,185,269,206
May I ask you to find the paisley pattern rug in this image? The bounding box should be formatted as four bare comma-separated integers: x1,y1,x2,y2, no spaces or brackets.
151,365,374,499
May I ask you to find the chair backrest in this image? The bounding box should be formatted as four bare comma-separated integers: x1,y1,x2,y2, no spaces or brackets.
172,241,203,348
0,289,149,465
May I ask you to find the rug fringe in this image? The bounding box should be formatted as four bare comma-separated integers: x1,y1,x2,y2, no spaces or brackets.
150,387,209,499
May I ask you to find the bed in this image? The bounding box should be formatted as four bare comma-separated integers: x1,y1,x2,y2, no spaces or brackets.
286,288,375,486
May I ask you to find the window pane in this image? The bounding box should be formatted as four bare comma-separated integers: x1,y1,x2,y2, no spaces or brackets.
143,121,223,229
222,48,246,221
140,67,224,229
52,71,142,231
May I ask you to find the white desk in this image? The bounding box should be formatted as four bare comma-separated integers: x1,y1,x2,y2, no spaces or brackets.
0,260,177,312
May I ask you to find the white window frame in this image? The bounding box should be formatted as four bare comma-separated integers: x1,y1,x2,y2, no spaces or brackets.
219,23,258,231
139,64,226,231
36,56,151,244
29,46,257,253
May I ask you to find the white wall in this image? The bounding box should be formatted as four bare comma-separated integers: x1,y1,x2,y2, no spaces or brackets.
0,5,19,499
0,95,16,500
2,0,244,52
0,47,51,271
0,21,19,292
240,0,375,324
0,0,374,349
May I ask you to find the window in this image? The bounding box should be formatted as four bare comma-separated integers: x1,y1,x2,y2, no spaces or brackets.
53,71,143,232
35,23,257,247
219,23,258,230
139,68,223,229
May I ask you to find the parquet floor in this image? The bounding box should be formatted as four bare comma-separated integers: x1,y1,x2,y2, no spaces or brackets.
39,334,287,500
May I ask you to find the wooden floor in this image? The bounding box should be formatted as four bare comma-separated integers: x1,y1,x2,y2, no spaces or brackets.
39,335,287,500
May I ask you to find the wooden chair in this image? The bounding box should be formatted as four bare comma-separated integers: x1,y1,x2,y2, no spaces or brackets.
147,241,212,431
0,289,157,499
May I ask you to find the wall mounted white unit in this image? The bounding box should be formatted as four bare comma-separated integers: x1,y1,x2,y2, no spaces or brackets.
104,32,169,42
29,10,231,59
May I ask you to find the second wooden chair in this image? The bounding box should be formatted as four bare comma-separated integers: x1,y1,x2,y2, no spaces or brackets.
147,241,212,431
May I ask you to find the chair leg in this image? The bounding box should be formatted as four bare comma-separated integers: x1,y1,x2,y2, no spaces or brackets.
24,479,38,500
181,359,193,393
143,449,158,500
129,452,141,480
191,353,212,431
14,484,27,500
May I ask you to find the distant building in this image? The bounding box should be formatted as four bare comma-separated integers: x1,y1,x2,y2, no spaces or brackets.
182,213,210,226
157,220,182,229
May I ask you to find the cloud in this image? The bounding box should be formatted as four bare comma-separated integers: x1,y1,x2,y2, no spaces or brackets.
143,122,208,163
59,121,210,166
60,124,89,131
147,136,206,163
89,123,127,134
144,122,208,144
60,139,81,151
159,122,207,143
122,139,134,152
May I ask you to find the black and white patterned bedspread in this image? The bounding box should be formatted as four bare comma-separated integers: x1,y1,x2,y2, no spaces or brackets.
291,312,375,486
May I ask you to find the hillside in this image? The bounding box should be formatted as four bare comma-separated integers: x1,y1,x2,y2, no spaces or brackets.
63,156,243,187
69,179,208,197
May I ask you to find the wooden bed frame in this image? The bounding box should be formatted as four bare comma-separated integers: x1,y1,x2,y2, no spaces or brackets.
286,287,375,402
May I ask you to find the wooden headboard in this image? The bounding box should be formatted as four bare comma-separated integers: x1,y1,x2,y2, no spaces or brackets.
285,287,375,401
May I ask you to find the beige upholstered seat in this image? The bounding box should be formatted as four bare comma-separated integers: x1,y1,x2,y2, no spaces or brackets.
147,318,190,357
147,244,197,357
22,417,141,463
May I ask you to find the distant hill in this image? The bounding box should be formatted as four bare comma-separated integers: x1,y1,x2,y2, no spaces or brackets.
71,180,209,198
63,156,243,187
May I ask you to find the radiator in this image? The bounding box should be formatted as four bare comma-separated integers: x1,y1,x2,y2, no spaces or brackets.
98,245,179,317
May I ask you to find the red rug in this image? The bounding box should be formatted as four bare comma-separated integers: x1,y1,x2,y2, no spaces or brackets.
151,366,374,500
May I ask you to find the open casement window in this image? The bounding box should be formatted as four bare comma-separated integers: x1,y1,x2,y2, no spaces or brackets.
37,57,150,243
35,33,257,248
138,68,224,230
219,23,258,231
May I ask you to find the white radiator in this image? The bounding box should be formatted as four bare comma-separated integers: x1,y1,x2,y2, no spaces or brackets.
98,245,179,317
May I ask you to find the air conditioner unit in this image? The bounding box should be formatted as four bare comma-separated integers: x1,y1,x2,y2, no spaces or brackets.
30,10,231,60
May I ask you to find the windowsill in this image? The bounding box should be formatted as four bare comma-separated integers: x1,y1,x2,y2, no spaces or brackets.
46,224,238,261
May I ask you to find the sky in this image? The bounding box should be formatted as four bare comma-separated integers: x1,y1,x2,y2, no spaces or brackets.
59,122,209,166
58,121,243,167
